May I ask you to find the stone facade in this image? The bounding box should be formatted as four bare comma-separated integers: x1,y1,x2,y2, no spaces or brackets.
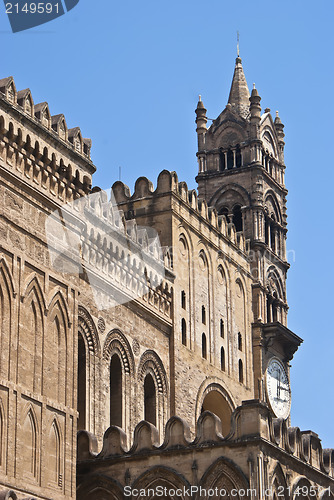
0,59,333,500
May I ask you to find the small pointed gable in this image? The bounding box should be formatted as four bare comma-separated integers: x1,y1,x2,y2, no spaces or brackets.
17,88,34,117
0,76,17,104
68,127,82,153
51,114,68,140
35,102,51,128
227,57,250,119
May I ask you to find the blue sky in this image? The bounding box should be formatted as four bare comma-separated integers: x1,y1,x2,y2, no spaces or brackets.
1,0,333,446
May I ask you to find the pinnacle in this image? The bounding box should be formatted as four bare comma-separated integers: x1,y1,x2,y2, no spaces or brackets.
227,57,250,119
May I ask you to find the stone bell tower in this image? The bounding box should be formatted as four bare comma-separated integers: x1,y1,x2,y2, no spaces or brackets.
195,55,302,406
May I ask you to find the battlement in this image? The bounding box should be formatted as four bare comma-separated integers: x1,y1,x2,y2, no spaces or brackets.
78,402,334,479
0,76,95,203
112,170,249,254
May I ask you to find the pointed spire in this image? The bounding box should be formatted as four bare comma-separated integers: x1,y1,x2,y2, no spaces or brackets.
227,57,250,119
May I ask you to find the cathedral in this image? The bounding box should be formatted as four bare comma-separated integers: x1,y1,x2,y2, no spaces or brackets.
0,55,333,499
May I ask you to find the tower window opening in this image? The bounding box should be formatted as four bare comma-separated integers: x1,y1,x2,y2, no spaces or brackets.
220,319,224,338
202,333,207,359
219,151,226,171
265,217,269,245
181,318,187,346
227,149,234,169
202,305,206,325
110,354,122,427
272,293,278,322
232,205,243,232
236,145,241,167
221,347,225,371
144,374,156,426
238,332,242,351
269,160,273,177
265,155,269,172
267,295,271,323
77,333,86,430
270,223,276,252
219,206,229,222
181,290,186,309
238,359,244,383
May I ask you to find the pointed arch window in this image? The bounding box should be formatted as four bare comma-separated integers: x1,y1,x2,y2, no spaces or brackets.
218,206,229,222
227,149,233,169
144,374,156,426
232,205,243,232
221,347,225,371
181,318,187,346
181,290,186,309
239,359,244,383
265,217,269,245
220,319,225,338
219,151,226,171
77,333,86,430
110,354,122,427
236,144,242,167
202,305,206,325
238,332,243,351
202,333,207,359
270,222,276,252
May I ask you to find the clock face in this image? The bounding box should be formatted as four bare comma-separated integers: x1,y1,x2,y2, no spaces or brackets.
265,358,291,420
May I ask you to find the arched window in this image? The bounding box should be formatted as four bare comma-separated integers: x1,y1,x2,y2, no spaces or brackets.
219,151,226,171
110,354,122,427
238,332,242,351
227,149,233,169
219,207,230,225
270,223,276,252
236,145,241,167
77,333,86,430
232,205,243,232
220,347,225,371
267,295,271,323
265,217,269,245
181,290,186,309
239,359,243,383
220,319,224,338
181,318,186,346
144,374,156,426
272,293,278,322
202,333,207,359
202,305,206,325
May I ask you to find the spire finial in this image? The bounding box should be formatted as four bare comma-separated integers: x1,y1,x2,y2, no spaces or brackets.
199,95,202,101
237,31,240,57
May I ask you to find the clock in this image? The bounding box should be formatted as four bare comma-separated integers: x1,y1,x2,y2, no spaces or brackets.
265,357,291,420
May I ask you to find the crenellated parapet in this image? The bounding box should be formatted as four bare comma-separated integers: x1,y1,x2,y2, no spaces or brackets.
112,170,248,254
77,402,334,479
0,75,95,204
